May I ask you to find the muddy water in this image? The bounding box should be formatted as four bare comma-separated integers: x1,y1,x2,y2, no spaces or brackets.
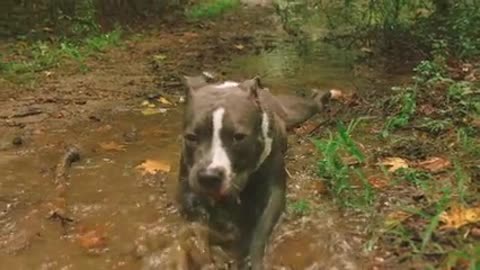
225,41,362,95
0,42,371,269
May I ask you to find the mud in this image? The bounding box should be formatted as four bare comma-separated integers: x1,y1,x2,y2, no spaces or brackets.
0,4,391,270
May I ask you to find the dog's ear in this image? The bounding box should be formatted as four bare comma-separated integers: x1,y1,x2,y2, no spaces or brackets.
183,75,208,102
183,75,208,91
239,76,263,100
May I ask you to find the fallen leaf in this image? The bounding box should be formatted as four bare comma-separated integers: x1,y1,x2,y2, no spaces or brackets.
183,32,199,38
330,89,344,100
471,226,480,238
417,157,451,173
136,159,171,175
368,176,389,189
141,108,167,116
158,97,173,106
384,210,411,228
419,104,435,115
360,47,373,54
77,228,107,249
141,100,150,107
440,204,480,230
99,141,125,151
293,121,317,136
153,54,167,61
378,157,409,172
234,44,244,50
44,71,53,77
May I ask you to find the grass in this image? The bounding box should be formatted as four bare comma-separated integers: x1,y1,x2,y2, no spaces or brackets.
381,86,417,138
0,28,123,84
288,199,311,216
185,0,240,21
313,119,374,209
310,53,480,267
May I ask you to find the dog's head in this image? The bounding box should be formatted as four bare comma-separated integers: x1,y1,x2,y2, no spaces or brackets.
181,75,273,200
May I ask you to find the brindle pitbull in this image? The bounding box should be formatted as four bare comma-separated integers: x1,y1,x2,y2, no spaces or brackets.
176,75,330,269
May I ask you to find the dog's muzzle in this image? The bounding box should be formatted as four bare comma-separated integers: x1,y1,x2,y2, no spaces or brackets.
197,167,225,191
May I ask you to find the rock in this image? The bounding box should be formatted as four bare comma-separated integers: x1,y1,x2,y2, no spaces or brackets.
12,136,23,146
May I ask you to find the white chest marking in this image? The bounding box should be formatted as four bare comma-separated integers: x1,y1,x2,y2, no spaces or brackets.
214,81,239,89
257,112,273,168
208,107,232,178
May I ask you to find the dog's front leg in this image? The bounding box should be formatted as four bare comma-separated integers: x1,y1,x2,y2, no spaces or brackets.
247,168,286,270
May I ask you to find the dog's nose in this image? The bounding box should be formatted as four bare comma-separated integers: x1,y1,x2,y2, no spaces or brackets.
198,168,224,190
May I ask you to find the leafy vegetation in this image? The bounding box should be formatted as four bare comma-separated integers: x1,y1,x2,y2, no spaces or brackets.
313,120,374,209
274,0,480,59
185,0,240,20
288,199,312,216
1,27,123,83
274,2,480,267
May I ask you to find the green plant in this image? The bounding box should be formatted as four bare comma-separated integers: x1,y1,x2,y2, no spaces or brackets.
396,168,432,192
457,128,480,158
288,199,311,216
418,118,452,135
420,188,451,251
313,120,373,208
1,26,122,84
382,86,417,137
413,60,446,84
443,244,480,270
453,161,471,204
85,28,122,53
185,0,240,20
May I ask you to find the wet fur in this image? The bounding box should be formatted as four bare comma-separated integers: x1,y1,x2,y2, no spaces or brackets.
177,75,328,269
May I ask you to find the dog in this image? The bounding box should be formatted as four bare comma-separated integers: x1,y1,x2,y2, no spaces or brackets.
176,75,331,269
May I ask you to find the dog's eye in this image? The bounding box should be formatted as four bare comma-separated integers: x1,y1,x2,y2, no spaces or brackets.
233,133,247,143
184,133,198,143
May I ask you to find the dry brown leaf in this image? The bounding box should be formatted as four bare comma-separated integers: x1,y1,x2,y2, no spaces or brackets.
384,210,411,228
183,32,199,38
417,157,451,173
234,44,244,50
141,108,167,116
293,121,317,136
368,176,389,189
378,157,409,172
99,141,125,151
77,227,107,249
329,89,344,100
136,159,171,175
440,204,480,230
419,104,435,116
158,97,173,106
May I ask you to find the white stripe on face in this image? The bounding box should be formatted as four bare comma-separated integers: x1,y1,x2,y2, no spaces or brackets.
257,112,272,168
207,107,232,179
214,81,239,89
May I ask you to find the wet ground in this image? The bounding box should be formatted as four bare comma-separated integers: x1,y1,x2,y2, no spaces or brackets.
0,3,404,270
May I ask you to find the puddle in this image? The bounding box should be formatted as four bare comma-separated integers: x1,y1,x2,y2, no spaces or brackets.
0,39,378,269
225,40,362,94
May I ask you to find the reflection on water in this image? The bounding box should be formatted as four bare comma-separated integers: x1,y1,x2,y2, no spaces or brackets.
226,41,362,94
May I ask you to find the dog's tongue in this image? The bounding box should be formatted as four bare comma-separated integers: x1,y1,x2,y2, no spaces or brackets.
208,190,225,201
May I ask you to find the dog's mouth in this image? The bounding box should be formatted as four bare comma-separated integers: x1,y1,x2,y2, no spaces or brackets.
190,172,248,203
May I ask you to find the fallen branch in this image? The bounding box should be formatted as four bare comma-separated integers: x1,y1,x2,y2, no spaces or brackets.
47,145,81,227
54,145,81,186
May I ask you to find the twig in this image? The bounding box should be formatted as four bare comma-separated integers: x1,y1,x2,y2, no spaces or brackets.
47,145,81,227
307,119,331,136
54,145,81,186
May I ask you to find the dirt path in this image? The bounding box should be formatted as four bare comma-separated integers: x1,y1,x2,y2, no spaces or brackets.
0,5,276,142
